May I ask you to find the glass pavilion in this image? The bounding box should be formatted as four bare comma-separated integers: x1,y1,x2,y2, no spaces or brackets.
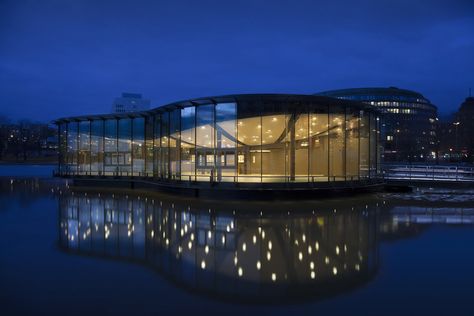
55,94,381,186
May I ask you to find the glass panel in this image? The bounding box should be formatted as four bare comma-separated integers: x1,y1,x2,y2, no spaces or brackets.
170,109,180,180
104,119,117,175
161,113,169,178
118,118,131,175
181,107,195,181
309,106,329,181
66,122,78,174
132,117,145,176
294,111,309,182
78,121,90,174
153,115,161,177
216,103,236,182
370,113,377,178
329,106,345,181
59,123,67,174
237,101,261,183
359,111,370,179
91,120,104,175
345,109,359,180
145,116,154,176
261,113,288,183
376,116,382,175
196,104,214,181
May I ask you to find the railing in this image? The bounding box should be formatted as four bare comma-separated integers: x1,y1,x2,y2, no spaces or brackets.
383,163,474,182
53,168,383,185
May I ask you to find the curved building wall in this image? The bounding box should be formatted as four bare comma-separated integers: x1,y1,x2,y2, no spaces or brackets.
56,95,381,186
316,88,438,162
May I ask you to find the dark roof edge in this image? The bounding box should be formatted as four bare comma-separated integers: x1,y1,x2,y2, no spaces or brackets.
53,93,379,124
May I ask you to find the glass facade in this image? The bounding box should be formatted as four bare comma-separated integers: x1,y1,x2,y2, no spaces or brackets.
56,95,381,185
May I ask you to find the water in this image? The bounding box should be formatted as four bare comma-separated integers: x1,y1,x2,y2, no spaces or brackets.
0,164,55,177
1,168,474,315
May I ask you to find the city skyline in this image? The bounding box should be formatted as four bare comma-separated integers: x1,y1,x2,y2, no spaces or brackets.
1,0,473,122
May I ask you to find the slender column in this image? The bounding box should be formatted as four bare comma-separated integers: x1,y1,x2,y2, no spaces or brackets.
89,120,92,175
327,106,330,182
358,111,361,180
368,113,371,179
131,117,134,177
57,124,61,175
102,119,105,176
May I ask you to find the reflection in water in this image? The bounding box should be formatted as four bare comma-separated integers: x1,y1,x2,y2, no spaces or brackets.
58,192,379,302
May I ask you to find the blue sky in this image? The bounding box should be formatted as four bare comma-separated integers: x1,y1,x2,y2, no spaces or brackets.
1,0,473,122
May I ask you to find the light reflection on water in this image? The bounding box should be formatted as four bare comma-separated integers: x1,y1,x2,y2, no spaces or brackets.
58,191,379,302
2,177,474,307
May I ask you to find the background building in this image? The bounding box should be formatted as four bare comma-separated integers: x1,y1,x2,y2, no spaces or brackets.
112,93,150,113
438,95,474,163
316,87,438,162
0,118,56,162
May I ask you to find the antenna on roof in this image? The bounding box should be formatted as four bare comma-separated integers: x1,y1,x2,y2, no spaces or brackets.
469,87,472,97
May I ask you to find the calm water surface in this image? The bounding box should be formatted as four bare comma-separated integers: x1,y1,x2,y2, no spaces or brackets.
1,171,473,315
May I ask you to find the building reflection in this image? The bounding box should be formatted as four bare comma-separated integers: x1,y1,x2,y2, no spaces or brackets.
58,192,379,301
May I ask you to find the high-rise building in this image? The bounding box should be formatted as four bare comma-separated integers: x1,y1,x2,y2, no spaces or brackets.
112,93,150,113
316,87,438,162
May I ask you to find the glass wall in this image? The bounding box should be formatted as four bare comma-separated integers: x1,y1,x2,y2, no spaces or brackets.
359,111,370,179
57,99,381,185
369,114,377,178
153,115,161,177
237,101,262,182
294,109,309,182
345,109,359,179
145,116,154,176
170,109,181,180
104,119,117,175
118,118,131,175
160,113,169,179
261,111,288,182
59,123,67,174
181,107,196,181
78,121,90,174
216,103,237,182
196,104,215,181
91,120,103,175
132,117,145,176
329,106,345,180
66,122,78,174
310,106,329,181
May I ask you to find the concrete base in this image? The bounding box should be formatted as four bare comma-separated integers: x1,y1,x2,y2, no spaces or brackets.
68,176,385,200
